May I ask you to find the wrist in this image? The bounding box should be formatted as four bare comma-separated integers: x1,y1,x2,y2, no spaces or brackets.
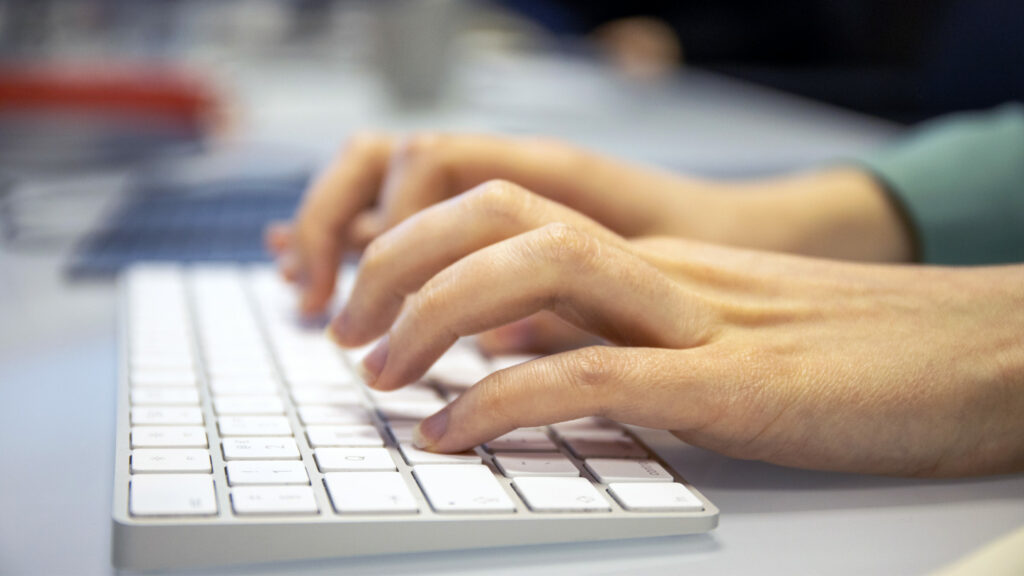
724,167,917,262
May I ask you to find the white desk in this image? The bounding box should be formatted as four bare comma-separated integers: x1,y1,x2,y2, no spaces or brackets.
1,50,1021,575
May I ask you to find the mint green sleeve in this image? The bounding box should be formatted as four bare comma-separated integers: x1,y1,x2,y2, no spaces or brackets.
857,103,1024,265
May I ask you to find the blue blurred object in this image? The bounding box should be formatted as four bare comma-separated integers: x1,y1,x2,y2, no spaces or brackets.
66,146,312,277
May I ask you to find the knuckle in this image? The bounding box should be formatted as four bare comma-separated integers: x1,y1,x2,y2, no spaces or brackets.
562,347,619,415
360,233,392,272
464,179,535,221
530,222,600,269
568,346,616,388
525,137,592,171
339,131,382,159
405,280,454,333
394,133,443,160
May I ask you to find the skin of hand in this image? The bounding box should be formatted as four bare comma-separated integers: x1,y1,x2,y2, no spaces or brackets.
326,180,1024,477
266,133,915,321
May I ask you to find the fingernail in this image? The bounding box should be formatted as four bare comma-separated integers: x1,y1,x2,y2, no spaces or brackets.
327,307,350,343
414,406,450,449
299,293,318,318
324,325,344,348
492,322,531,351
361,335,389,387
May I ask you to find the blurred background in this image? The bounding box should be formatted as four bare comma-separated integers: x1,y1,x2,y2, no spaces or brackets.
0,0,1021,277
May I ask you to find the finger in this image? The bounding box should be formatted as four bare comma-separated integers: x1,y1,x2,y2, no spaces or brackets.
330,180,626,346
370,133,689,237
362,222,714,391
265,221,301,283
264,221,292,255
290,132,394,315
413,346,718,453
476,312,603,355
346,210,386,250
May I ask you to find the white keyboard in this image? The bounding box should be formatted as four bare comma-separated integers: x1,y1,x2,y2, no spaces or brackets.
112,264,718,570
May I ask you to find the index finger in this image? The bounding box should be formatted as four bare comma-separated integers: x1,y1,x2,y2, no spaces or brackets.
291,133,394,315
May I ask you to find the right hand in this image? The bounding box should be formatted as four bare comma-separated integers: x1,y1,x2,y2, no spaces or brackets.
328,179,1024,477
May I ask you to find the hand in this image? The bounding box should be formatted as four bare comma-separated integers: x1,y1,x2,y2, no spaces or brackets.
267,133,916,317
328,180,1024,477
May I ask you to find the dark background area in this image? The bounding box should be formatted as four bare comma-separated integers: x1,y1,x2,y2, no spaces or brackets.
504,0,1024,124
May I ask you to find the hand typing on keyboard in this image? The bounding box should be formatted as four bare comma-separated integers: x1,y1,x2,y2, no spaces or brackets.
270,133,1024,478
265,133,912,318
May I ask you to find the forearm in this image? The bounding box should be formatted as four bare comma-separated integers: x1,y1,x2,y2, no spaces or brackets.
691,167,917,262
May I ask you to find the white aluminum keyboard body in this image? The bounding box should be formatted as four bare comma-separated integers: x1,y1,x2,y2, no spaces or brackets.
112,264,719,570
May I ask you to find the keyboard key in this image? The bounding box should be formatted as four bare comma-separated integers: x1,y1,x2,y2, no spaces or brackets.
398,443,482,466
280,360,350,381
554,428,629,441
290,388,364,406
222,437,300,460
306,425,384,447
564,437,647,459
130,475,217,516
366,386,442,404
315,448,397,472
214,396,285,415
231,486,318,515
549,418,623,436
414,465,515,513
131,426,208,448
131,388,200,406
494,453,579,477
218,416,292,437
387,423,417,443
377,400,447,422
484,429,557,452
423,344,491,389
226,461,310,485
513,477,611,512
585,459,673,483
130,354,194,371
207,364,276,379
286,376,362,388
131,407,203,426
131,449,212,473
608,482,703,512
298,405,372,425
324,472,419,514
209,376,278,396
130,369,197,388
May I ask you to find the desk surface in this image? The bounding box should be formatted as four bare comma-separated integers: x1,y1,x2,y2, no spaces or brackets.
1,49,1022,576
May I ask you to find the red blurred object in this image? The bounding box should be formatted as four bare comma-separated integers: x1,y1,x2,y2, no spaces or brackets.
0,62,222,134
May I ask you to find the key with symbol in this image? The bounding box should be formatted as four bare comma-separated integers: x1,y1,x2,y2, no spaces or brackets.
314,447,397,472
231,486,318,515
131,449,212,473
324,472,419,514
413,465,515,513
222,437,299,460
608,482,704,512
513,477,611,512
226,461,310,485
130,475,217,516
